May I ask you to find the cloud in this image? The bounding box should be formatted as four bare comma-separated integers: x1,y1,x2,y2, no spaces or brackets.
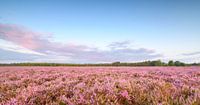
108,41,131,49
0,39,45,55
0,23,162,63
0,49,40,63
182,51,200,56
0,24,45,49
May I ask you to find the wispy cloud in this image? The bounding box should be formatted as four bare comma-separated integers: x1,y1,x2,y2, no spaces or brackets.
0,39,45,55
0,24,57,50
0,23,162,63
108,41,131,49
182,51,200,56
0,48,40,63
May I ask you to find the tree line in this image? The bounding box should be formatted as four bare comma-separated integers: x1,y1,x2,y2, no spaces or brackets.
0,60,199,66
111,60,190,66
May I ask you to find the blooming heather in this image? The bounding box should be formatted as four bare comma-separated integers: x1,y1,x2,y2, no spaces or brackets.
0,67,200,105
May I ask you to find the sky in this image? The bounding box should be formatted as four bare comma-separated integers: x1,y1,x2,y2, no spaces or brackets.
0,0,200,63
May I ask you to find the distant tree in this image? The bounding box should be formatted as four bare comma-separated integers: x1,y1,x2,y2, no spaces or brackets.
150,60,163,66
168,60,174,66
174,61,185,66
191,63,200,66
112,61,121,66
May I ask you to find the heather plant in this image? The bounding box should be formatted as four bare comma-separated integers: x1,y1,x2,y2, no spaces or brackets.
0,67,200,105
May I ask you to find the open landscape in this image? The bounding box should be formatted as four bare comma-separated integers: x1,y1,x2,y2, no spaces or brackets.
1,0,200,105
0,67,200,105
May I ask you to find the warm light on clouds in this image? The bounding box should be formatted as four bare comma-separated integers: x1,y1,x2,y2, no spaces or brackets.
0,39,45,55
0,23,162,63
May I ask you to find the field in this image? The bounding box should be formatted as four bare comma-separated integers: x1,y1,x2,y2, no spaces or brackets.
0,67,200,105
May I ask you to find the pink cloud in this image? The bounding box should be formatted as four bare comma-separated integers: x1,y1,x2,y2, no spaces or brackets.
0,23,162,63
0,24,47,49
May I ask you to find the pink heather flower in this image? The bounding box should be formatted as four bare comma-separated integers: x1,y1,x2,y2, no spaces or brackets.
60,95,74,105
120,90,130,100
5,98,18,105
78,94,85,103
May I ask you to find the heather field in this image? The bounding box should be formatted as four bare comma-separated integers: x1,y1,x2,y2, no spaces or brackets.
0,67,200,105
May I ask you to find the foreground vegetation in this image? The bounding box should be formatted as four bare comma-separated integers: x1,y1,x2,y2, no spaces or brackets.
0,67,200,105
0,60,199,66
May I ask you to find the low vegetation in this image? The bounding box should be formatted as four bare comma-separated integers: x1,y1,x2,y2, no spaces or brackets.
0,67,200,105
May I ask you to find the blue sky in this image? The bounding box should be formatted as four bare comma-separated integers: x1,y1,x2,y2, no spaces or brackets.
0,0,200,63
